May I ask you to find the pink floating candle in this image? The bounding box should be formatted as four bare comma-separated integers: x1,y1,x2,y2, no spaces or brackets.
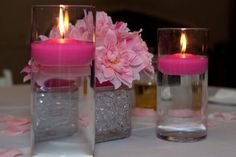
31,7,94,66
31,39,95,66
157,53,208,75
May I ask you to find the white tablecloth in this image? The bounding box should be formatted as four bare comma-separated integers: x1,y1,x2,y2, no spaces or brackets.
0,85,236,157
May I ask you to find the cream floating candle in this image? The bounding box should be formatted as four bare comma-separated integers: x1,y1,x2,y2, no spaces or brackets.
31,39,94,65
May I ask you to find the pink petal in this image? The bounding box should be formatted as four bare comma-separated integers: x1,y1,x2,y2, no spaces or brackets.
207,120,216,127
96,11,113,37
5,117,31,126
96,71,107,83
132,107,155,117
126,50,137,61
0,115,31,126
1,125,29,136
144,64,155,74
49,26,61,38
84,11,94,34
110,77,122,89
107,50,118,62
221,113,236,121
75,19,86,29
113,22,129,32
133,72,140,80
104,29,117,50
0,115,15,123
39,35,49,41
130,56,143,66
79,113,89,128
210,112,236,121
65,24,79,39
0,149,22,157
116,72,133,88
168,109,200,118
111,63,123,73
20,65,31,73
23,75,31,82
103,67,115,79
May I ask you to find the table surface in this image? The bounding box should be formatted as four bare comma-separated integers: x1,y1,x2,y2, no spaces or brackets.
0,85,236,157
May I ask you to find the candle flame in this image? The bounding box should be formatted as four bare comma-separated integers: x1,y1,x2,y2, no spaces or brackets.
59,7,64,36
180,32,187,57
64,10,69,33
58,5,69,38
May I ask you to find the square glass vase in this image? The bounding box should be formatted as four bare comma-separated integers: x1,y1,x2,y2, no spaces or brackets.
95,86,133,143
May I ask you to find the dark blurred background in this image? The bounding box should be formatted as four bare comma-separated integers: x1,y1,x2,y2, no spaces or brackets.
0,0,235,87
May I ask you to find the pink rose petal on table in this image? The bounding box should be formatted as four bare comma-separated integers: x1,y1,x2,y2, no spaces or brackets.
0,115,31,136
132,107,155,117
210,112,236,121
0,149,22,157
207,120,216,127
1,125,29,136
168,109,200,118
0,115,15,123
0,115,31,126
5,117,31,126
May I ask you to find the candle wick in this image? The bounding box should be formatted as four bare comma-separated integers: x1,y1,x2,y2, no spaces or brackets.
181,51,186,58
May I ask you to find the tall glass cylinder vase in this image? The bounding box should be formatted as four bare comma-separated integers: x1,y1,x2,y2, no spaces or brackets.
156,28,208,142
30,5,96,156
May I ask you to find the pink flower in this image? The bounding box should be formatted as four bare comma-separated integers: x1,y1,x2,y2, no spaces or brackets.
96,11,113,38
94,11,154,88
96,29,134,89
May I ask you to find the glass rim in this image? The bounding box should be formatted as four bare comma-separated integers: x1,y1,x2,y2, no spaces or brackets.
32,4,95,9
157,28,208,31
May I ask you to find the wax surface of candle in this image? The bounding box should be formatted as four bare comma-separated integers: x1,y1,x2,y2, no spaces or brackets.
31,39,95,65
157,53,208,75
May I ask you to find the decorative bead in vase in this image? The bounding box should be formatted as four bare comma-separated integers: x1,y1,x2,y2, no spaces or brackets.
95,85,133,143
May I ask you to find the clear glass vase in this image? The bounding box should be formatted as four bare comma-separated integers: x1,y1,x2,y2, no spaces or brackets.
95,85,133,143
156,28,208,142
30,5,95,156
